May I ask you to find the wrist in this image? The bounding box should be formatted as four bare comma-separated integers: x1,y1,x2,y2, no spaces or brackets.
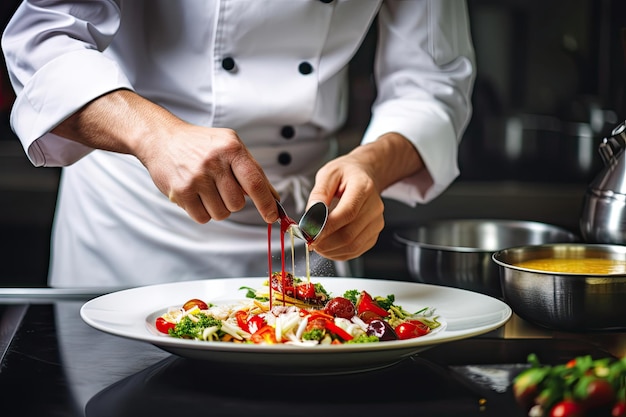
352,132,423,191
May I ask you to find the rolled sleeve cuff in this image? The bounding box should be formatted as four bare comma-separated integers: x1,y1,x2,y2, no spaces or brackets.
11,49,133,167
362,105,459,206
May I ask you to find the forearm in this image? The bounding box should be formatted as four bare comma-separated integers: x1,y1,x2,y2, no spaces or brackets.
51,89,183,163
348,132,424,193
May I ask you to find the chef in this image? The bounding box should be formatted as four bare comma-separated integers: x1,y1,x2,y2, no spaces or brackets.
2,0,475,287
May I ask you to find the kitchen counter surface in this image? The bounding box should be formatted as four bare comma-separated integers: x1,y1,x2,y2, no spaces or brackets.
0,289,624,417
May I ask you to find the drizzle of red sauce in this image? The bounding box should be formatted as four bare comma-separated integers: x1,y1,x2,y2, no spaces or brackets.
267,223,273,309
268,215,298,309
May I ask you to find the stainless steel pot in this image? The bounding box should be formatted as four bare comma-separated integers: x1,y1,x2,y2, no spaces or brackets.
394,219,578,298
493,243,626,331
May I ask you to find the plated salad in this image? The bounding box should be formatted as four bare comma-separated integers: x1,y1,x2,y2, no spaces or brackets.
154,272,442,345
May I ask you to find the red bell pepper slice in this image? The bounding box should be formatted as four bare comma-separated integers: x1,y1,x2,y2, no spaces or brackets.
356,291,389,318
250,324,277,344
323,319,354,341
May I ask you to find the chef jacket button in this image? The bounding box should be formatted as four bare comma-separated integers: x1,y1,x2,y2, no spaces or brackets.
280,125,295,139
319,0,334,3
298,61,313,75
221,57,236,71
278,152,292,166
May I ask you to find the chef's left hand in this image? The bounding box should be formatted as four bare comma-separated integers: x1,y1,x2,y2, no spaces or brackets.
306,132,423,260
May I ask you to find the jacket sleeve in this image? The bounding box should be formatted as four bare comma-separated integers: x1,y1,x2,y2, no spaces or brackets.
1,0,133,167
362,0,476,206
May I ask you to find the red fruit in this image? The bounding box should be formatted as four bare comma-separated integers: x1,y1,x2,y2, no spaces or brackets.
182,298,208,311
324,297,356,319
295,283,316,300
394,320,430,340
579,377,615,409
612,401,626,417
549,400,585,417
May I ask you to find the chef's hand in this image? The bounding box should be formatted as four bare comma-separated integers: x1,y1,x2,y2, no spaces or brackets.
306,132,424,260
141,123,280,223
52,89,280,224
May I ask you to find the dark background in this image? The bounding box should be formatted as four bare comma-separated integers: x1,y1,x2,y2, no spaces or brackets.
1,0,626,286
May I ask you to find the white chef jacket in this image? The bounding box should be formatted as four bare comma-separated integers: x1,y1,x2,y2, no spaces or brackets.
2,0,475,287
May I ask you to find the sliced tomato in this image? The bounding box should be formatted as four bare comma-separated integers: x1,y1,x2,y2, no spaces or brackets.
155,317,176,334
182,298,209,311
395,320,430,340
356,291,389,317
296,283,316,300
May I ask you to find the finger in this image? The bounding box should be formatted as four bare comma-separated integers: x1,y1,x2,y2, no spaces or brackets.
213,170,247,213
315,215,382,260
231,156,279,223
197,182,231,220
171,192,212,224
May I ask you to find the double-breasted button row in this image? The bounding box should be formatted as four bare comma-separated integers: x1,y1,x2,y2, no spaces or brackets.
221,56,314,76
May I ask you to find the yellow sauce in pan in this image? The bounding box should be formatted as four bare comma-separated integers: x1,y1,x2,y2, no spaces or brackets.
514,258,626,274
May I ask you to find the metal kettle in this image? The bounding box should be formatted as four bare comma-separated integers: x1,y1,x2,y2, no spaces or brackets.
580,120,626,243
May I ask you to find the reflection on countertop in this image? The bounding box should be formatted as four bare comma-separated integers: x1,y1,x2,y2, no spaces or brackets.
1,298,624,417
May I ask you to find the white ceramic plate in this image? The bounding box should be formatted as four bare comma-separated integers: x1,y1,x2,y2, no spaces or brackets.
80,277,512,375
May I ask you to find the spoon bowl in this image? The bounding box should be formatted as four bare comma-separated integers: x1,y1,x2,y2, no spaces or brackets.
275,200,328,242
299,201,328,242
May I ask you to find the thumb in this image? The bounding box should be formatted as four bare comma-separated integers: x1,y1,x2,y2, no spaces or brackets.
306,169,340,211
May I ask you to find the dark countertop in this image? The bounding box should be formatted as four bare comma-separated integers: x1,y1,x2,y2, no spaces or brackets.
0,290,624,417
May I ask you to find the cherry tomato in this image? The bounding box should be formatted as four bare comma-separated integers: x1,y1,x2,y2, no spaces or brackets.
296,283,316,300
394,320,430,340
324,297,356,319
155,317,176,334
612,401,626,417
182,298,208,311
549,400,585,417
579,377,615,409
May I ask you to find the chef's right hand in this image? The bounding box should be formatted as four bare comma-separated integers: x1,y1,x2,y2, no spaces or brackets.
53,89,280,224
138,122,280,224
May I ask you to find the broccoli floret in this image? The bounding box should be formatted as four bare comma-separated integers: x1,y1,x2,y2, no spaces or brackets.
302,328,325,341
346,334,380,344
343,289,359,305
373,294,395,311
314,282,331,299
169,313,222,339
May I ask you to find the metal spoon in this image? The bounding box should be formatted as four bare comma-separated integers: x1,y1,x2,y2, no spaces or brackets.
275,200,328,242
298,201,328,242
